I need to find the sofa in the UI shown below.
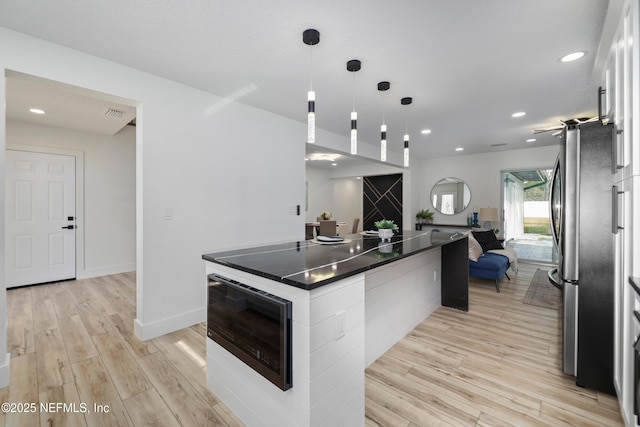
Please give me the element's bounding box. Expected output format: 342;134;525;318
467;230;514;293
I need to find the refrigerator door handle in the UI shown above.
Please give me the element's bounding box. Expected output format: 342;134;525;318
612;185;623;234
598;86;606;123
550;157;560;247
548;268;563;290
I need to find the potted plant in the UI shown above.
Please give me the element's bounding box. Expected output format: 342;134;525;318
416;209;435;224
374;219;399;241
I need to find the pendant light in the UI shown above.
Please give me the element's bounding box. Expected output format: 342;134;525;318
378;81;390;161
401;97;412;167
303;29;320;143
346;59;361;155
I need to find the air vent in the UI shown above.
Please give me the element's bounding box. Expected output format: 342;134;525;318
104;108;126;118
490;143;509;147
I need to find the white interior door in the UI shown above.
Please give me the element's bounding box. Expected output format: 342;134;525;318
5;150;76;288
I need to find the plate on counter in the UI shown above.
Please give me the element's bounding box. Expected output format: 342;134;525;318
360;230;379;236
311;238;352;245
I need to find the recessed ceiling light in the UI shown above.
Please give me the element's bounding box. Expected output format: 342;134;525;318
511;112;526;118
421;129;432;135
29;108;46;114
331;163;337;166
455;147;464;151
526;138;536;142
561;51;586;62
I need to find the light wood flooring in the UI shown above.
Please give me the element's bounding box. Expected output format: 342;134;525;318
0;264;624;426
0;273;242;427
365;263;623;426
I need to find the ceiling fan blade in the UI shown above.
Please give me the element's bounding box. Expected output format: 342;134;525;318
533;115;600;135
533;126;564;134
576;116;599;124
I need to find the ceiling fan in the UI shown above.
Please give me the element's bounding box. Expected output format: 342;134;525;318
533;116;599;137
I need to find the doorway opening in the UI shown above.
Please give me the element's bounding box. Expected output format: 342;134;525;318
502;168;557;264
4;70;137;286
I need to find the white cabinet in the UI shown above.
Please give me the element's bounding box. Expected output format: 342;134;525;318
607;1;640;425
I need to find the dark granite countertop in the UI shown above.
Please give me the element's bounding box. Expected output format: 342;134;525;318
202;230;467;290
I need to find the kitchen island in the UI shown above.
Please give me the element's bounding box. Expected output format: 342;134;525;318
202;230;468;427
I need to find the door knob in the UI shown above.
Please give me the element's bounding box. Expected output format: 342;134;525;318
61;225;75;230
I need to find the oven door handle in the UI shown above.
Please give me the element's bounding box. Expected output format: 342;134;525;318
548;268;563;290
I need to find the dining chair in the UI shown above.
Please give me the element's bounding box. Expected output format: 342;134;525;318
318;220;337;237
351;218;360;234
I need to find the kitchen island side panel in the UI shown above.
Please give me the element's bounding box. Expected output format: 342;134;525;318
205;262;365;427
364;247;442;367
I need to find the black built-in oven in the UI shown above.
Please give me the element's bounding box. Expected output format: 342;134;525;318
207;274;292;391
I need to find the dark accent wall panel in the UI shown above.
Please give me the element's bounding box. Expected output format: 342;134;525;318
363;174;403;231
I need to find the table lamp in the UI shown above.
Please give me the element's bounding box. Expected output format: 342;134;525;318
479;207;499;230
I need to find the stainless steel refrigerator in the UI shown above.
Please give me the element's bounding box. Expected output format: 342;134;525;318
548;121;615;395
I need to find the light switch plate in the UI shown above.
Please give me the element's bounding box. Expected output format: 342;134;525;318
164;207;173;220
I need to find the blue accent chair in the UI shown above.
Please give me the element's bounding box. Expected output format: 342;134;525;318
468;252;510;293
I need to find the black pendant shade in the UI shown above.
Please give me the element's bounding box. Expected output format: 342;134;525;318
303;29;320;45
346;60;361;72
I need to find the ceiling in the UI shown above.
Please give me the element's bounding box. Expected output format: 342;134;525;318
0;0;615;161
5;72;135;135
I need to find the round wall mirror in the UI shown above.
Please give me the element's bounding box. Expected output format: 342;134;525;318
430;177;471;215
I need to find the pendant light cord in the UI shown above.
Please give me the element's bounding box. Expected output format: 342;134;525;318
352;72;356;112
382;92;386;125
309;45;314;91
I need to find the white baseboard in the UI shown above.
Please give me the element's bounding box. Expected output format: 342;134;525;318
0;353;10;388
77;263;136;280
134;306;206;341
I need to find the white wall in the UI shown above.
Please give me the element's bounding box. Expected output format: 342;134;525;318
415;145;559;226
305;166;333;222
7;120;136;277
0;26;319;357
332;178;362;232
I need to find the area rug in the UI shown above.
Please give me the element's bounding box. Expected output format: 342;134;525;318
523;268;562;310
